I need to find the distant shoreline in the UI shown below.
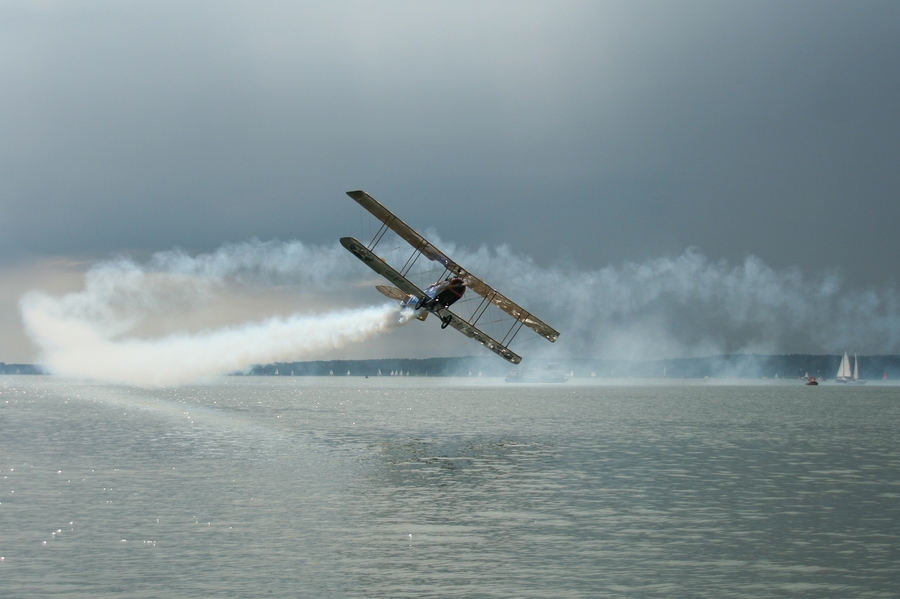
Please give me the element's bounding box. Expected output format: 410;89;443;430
0;363;46;375
5;354;898;379
235;354;899;379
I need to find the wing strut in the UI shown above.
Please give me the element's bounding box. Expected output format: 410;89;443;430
369;219;393;251
400;242;425;277
469;290;495;328
501;318;526;347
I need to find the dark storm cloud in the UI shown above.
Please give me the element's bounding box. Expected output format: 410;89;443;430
1;0;899;288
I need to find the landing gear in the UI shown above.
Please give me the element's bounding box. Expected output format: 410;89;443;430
440;315;452;329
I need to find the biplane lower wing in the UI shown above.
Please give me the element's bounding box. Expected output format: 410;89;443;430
435;307;522;364
339;237;425;299
339;236;522;364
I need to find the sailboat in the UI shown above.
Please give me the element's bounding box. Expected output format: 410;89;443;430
835;352;851;382
835;352;866;384
853;353;865;384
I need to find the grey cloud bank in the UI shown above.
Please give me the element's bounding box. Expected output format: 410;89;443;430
2;1;899;362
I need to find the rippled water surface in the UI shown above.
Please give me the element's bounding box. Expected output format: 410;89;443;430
1;376;898;597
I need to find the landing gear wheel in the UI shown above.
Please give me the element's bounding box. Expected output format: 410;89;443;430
440;315;452;329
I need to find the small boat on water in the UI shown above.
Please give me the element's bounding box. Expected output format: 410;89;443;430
806;377;818;386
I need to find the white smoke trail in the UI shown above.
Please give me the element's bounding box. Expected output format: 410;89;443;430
22;299;409;386
19;236;900;384
18;240;411;386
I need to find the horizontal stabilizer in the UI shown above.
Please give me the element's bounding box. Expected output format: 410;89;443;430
376;285;407;301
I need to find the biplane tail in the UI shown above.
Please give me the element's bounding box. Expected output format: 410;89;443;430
375;285;406;301
376;285;429;320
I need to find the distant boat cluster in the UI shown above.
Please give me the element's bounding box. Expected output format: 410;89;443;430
804;351;866;385
329;369;410;376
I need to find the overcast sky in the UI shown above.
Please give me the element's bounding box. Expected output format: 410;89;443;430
2;1;899;365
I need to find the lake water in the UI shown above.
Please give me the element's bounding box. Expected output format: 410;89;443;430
1;376;898;598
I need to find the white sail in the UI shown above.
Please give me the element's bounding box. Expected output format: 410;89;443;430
853;354;859;381
836;352;852;380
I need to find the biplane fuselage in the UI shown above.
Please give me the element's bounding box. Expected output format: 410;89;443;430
340;191;559;364
422;277;466;309
395;277;466;322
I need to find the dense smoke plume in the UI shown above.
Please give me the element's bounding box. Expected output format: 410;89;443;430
458;245;900;360
19;240;411;386
19;238;900;385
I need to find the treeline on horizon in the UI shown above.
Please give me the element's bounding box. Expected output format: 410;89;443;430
0;363;45;375
239;354;900;380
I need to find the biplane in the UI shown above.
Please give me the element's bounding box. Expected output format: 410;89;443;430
339;190;559;364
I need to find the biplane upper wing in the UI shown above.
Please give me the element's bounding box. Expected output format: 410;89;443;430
346;190;560;343
340;236;523;364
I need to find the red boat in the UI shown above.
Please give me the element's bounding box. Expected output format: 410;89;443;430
806;377;818;386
